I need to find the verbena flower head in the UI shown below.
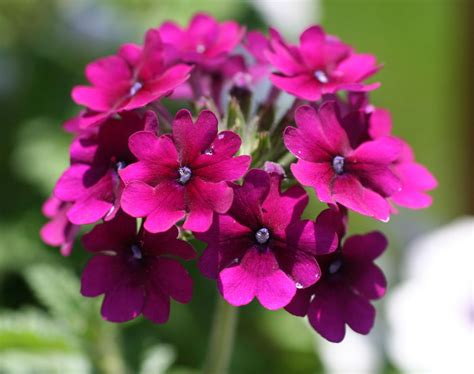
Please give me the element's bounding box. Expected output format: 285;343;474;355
72;29;192;128
40;13;438;348
54;111;157;225
158;13;245;69
284;102;402;222
40;195;80;256
266;26;380;101
121;109;251;233
81;211;195;323
286;226;387;343
196;168;339;310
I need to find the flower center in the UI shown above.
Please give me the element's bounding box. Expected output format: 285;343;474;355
255;227;270;245
332;156;345;175
129;81;143;96
130;244;143;260
114;161;127;172
328;258;343;274
196;43;206;53
314;70;329;84
178;166;192;185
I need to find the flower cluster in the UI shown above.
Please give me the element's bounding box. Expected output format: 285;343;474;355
41;13;436;342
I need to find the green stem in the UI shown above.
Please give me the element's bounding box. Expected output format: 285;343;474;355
203;296;239;374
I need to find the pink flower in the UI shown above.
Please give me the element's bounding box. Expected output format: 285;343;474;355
54;111;157;225
195;168;339;310
40;195;80;256
284;102;402;222
120;109;251;233
286;229;388;343
266;26;380;101
338;94;437;210
80;212;195;323
72;29;192;128
366;107;438;210
158;13;245;69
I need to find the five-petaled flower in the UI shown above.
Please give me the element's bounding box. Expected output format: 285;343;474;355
80;211;195;323
284;102;402;222
54;111;158;225
196;168;339;310
72;29;192;128
286;227;387;343
266;26;380;101
158;12;245;69
121;109;251;233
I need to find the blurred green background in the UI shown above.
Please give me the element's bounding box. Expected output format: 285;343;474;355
0;0;471;373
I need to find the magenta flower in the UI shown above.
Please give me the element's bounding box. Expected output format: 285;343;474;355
266;26;380;101
390;141;437;209
120;109;251;233
40;196;80;256
80;212;195;323
195;168;339;310
158;13;245;69
54;111;157;225
72;29;192;128
284;102;402;222
365;107;438;209
285;230;387;343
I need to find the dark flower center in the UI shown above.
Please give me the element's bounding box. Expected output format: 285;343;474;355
129;81;143;96
328;258;343;274
178;166;192;185
130;244;143;260
314;70;329;84
114;161;127;172
332;156;345;175
255;227;270;245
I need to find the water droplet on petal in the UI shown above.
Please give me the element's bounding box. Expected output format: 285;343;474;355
295;282;303;289
204;147;214;155
218;133;225;140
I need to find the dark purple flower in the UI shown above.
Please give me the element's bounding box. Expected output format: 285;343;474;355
286;230;387;343
158;13;245;69
195;168;338;310
54;111;158;225
81;211;195;323
120;109;251;233
72;29;192;128
266;26;380;101
284;102;402;222
40;195;80;256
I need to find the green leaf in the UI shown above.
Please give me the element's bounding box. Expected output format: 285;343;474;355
0;351;90;374
22;264;94;333
0;309;76;352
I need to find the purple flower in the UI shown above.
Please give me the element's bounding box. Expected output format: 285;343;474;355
284;102;402;222
195;168;339;310
54;111;157;225
120;109;251;233
286;228;388;343
266;26;380;101
158;13;245;69
40;195;80;256
80;211;195;323
72;29;192;128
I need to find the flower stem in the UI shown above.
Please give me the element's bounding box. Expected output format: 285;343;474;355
203;296;239;374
